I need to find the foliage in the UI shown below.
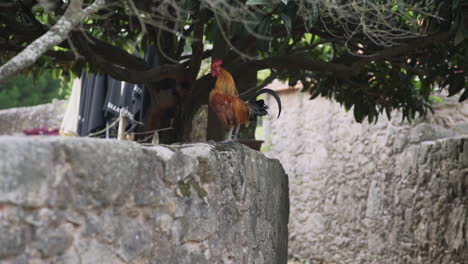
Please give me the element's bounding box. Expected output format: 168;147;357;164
242;0;468;122
1;0;468;140
0;70;69;110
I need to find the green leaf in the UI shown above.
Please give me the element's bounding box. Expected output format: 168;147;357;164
280;0;288;4
288;77;298;87
246;0;272;6
280;12;292;36
430;95;445;104
441;75;451;89
353;103;365;123
459;89;468;102
284;0;298;24
212;21;228;58
448;74;465;96
256;17;271;52
309;79;326;99
71;61;84;77
385;106;392;120
454;20;466;46
309;92;320;100
463;43;468;73
450;11;461;34
303;1;319;30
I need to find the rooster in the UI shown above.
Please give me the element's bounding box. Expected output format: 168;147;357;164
209;59;282;141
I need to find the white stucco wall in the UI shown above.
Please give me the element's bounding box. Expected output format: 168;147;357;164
264;89;468;263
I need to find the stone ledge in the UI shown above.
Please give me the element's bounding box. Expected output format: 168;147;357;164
0;136;289;263
0;100;66;135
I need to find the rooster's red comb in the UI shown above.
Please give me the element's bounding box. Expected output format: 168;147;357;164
212;59;223;67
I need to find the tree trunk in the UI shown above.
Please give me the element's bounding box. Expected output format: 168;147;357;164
207;107;225;141
140;80;179;144
140;46;258;144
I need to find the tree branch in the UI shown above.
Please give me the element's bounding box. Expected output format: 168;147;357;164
70;32;187;84
188;15;205;81
85;36;150;70
0;43;74;62
0;2;18;10
351;32;452;72
229;32;453;79
233;55;352;75
180;49;212;62
0;0;105;84
239;70;279;99
0;12;43;37
175;24;193;58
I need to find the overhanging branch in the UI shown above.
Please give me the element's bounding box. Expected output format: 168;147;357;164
229;32;453;78
0;43;75;62
0;0;106;84
351;32;452;72
70;32;187;84
188;14;205;81
85;37;150;71
233;55;352;75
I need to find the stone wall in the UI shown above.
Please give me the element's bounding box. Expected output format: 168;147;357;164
0;100;66;135
264;91;468;263
0;137;289;263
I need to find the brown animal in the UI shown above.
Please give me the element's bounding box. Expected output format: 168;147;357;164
209;60;281;141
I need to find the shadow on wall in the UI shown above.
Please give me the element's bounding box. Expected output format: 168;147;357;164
264;83;468;264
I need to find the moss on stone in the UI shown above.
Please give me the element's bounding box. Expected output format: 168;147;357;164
178;180;192;197
190;180;208;198
178;179;208;198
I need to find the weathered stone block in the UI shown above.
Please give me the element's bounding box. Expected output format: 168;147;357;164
0;100;66;135
0;223;27;258
265;92;468;263
0;136;289;263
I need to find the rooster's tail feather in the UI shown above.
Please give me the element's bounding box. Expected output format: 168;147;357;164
248;88;282;120
249;100;269;120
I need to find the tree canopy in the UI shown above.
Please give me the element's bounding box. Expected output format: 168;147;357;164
0;0;466;142
0;70;67;109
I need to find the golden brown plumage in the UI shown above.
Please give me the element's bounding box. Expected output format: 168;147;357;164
209;67;252;128
209;60;282;141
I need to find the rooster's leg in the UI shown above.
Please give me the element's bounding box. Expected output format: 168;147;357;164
223;127;234;142
232;125;240;141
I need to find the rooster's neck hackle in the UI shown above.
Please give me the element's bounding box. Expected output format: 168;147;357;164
214;67;238;95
